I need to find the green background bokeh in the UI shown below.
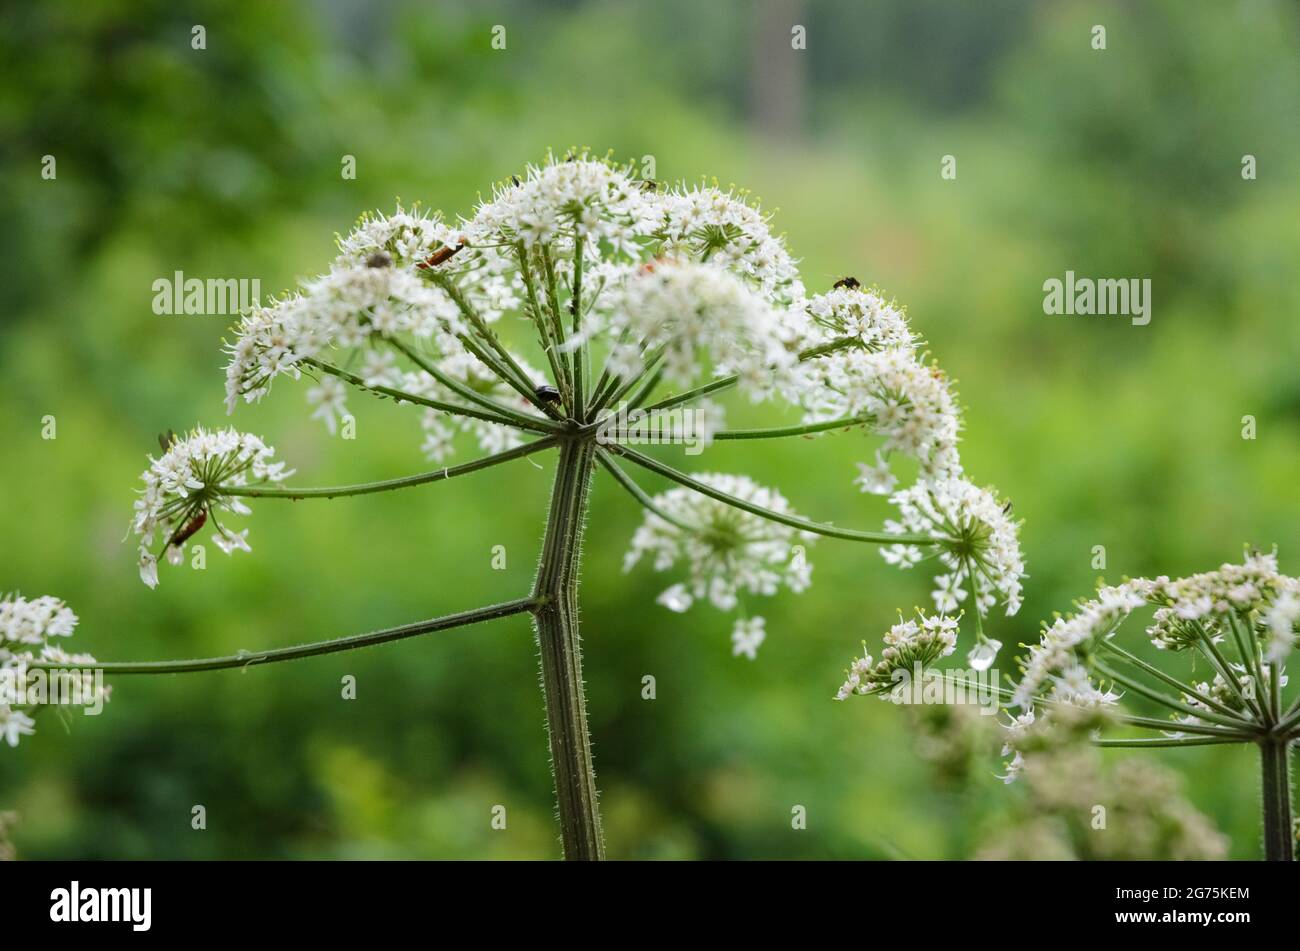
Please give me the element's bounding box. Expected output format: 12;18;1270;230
1;0;1297;858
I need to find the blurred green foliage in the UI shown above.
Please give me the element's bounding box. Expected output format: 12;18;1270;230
1;0;1297;859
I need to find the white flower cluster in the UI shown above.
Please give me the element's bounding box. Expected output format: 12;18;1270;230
595;261;799;403
834;611;959;700
1011;551;1299;732
1140;550;1294;656
1011;582;1144;709
654;184;805;308
336;203;462;268
211;153;1024;668
791;283;962;479
806;286;915;353
131;427;292;588
0;594;107;748
468;153;655;257
881;478;1026;625
224;257;461;415
802;347;963;482
623;474;813;655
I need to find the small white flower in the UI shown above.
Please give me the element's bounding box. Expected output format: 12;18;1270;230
0;593;107;748
0;708;35;748
306;374;349;435
835;610;959;700
731;617;767;660
854;451;897;496
657;584;693;613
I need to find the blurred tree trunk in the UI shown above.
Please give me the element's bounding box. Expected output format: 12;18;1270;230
750;0;808;141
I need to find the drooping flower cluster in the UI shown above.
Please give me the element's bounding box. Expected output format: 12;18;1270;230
623;474;813;655
0;594;108;748
834;611;959;700
131;427;292;588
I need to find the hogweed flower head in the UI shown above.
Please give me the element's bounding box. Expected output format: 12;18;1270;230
1000;546;1299;859
117;151;1033;858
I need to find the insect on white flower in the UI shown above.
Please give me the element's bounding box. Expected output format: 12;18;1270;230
130;427;292;588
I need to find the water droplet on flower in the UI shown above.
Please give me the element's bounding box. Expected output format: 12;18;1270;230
967;639;1001;672
656;585;692;613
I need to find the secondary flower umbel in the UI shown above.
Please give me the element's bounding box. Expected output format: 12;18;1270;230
624;474;813;654
131;427;292;588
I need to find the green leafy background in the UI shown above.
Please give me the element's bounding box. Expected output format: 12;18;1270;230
1;0;1297;858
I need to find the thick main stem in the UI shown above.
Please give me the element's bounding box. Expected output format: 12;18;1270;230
1260;736;1294;861
532;437;604;860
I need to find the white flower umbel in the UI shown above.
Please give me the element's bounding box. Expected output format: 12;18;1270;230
1012;583;1145;709
468;152;656;258
131;427;292;588
624;474;813;646
224;260;462;415
0;593;108;748
108;151;1032;860
1001;551;1299;860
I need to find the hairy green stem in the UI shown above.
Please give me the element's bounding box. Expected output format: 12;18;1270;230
303;357;560;434
609;443;936;546
1094;736;1243;749
1260;736;1294;861
27;598;538;674
220;437;559;500
385;336;548;431
713;415;870;440
532;438;604;859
